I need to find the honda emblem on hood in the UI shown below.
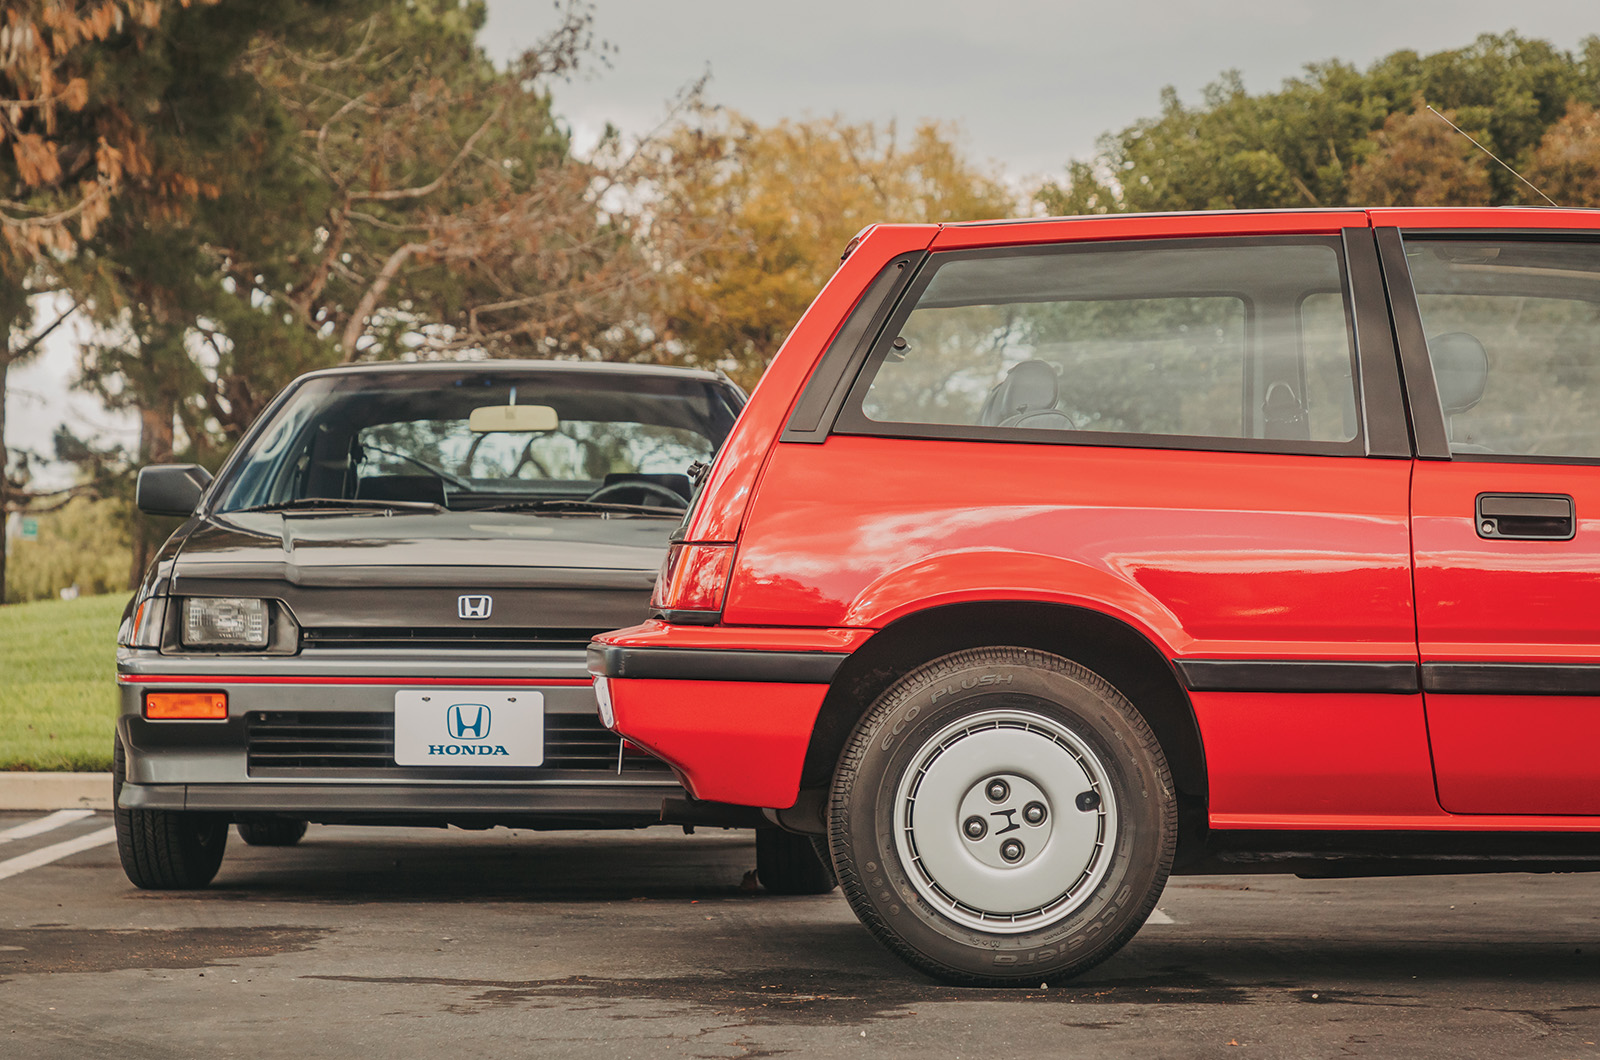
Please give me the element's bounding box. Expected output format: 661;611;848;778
457;594;493;620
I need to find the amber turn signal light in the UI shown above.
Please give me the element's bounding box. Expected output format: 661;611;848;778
144;691;228;720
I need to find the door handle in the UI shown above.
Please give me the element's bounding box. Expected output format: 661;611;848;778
1476;493;1575;540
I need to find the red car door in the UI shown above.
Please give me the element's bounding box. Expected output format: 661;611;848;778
1381;225;1600;814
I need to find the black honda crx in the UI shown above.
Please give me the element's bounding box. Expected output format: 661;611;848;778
115;360;835;894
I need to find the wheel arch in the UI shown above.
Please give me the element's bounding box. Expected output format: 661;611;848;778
799;599;1209;857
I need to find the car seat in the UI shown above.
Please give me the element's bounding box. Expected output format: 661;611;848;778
978;360;1076;430
1430;331;1490;453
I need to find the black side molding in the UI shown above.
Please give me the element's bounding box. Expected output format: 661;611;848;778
1422;663;1600;696
1178;660;1420;694
588;645;847;684
1178;659;1600;696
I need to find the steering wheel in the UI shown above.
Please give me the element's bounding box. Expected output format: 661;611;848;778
583;481;688;508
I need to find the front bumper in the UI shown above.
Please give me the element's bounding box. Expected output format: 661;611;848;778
587;622;871;809
117;646;681;827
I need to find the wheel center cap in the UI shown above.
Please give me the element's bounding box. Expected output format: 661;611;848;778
957;773;1053;869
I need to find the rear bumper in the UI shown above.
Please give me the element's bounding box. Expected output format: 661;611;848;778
588;622;870;809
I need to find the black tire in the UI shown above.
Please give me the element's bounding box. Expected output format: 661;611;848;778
828;647;1175;986
756;826;838;895
236;818;309;847
112;737;229;890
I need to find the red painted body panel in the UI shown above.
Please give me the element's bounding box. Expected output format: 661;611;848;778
597;620;872;655
1412;460;1600;813
1211;812;1600;831
1412;462;1600;661
604;677;827;806
724;437;1416;662
120;674;593;686
1368;207;1600;232
1427;694;1600;815
599;207;1600;835
1192;692;1439;819
932;210;1368;250
682;225;939;544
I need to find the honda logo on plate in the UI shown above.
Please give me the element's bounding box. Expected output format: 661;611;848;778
447;703;491;741
457;594;492;620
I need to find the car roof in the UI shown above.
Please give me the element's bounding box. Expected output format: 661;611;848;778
939;206;1600;229
298;359;727;384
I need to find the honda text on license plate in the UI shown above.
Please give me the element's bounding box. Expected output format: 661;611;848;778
392;690;544;766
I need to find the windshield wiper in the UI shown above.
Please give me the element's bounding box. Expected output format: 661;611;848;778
229;498;446;514
471;499;683;515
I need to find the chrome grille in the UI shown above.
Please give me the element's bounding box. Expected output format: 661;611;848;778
245;710;671;778
299;628;605;652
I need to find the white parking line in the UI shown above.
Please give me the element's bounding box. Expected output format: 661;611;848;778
1147;908;1175;924
0;809;95;845
0;827;116;881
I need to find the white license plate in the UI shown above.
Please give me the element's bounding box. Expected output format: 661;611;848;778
393;690;544;766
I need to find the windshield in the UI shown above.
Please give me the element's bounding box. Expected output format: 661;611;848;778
213;368;742;514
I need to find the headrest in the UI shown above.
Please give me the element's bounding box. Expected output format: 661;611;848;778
1431;332;1489;415
980;360;1059;426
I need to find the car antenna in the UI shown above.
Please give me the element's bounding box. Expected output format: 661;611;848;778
1425;104;1560;207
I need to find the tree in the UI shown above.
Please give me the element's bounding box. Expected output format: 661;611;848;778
60;1;710;581
1038;32;1600;216
5;494;130;603
653;114;1017;386
1527;102;1600;207
0;0;222;604
1346;100;1492;206
80;1;684;463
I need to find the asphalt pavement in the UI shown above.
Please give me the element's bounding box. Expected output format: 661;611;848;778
3;810;1600;1059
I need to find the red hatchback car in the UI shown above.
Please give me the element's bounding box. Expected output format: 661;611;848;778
590;207;1600;985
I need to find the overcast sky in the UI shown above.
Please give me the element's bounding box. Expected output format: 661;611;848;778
483;0;1600;179
10;0;1600;483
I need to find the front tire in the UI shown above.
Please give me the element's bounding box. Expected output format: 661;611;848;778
756;827;838;895
112;738;229;890
829;647;1175;986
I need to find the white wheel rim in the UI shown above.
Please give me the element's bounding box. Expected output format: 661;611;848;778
892;708;1118;934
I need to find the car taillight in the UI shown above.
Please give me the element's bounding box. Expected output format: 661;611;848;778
651;543;736;614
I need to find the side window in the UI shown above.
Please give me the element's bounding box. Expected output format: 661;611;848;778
1404;237;1600;459
840;237;1362;452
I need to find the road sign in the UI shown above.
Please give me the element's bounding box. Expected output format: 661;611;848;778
19;517;38;541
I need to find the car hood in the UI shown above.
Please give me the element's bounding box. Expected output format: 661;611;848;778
174;510;674;579
166;510;676;635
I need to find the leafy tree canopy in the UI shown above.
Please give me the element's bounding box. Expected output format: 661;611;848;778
1039;31;1600;214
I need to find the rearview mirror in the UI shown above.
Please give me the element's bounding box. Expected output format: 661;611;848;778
136;464;214;517
468;404;559;433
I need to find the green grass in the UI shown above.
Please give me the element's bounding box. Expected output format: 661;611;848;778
0;593;127;771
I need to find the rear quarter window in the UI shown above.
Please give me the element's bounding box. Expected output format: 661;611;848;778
838;236;1363;454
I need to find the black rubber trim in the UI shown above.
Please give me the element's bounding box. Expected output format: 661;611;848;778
1177;659;1420;694
651;608;722;626
1342;228;1412;458
781;254;926;444
1373;227;1452;459
588;645;847;683
1422;663;1600;696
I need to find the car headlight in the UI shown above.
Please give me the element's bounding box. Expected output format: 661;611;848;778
182;597;269;649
